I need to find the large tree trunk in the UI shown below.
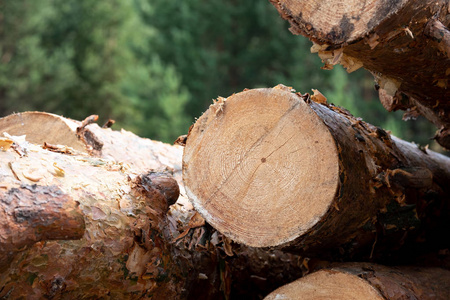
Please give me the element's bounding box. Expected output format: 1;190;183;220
265;262;450;300
269;0;450;149
182;85;450;261
0;112;304;299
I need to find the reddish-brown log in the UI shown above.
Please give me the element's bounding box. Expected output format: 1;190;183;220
0;112;304;299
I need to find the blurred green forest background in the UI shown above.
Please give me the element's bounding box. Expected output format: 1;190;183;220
0;0;439;149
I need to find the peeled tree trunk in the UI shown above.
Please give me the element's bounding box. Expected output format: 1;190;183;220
0;112;304;299
269;0;450;149
265;263;450;300
182;86;450;261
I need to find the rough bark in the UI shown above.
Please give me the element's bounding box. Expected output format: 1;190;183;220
0;185;85;271
0;112;304;299
182;86;450;261
265;262;450;300
269;0;450;149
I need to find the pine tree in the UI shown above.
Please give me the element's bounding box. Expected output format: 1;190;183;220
0;0;190;143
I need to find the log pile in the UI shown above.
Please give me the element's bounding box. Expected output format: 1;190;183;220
1;1;450;298
0;112;305;299
182;85;450;298
1;103;449;298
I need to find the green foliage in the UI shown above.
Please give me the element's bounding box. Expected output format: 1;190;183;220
324;66;361;117
0;0;190;142
0;0;438;147
122;57;189;142
137;0;330;115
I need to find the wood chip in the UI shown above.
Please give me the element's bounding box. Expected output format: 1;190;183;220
311;89;327;104
0;137;13;151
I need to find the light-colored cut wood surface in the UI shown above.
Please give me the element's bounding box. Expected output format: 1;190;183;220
273;0;408;43
0;111;86;151
265;270;384;300
183;87;339;247
265;263;450;300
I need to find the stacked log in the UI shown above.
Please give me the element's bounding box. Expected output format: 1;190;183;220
265;263;450;300
182;85;450;298
269;0;450;149
182;85;450;261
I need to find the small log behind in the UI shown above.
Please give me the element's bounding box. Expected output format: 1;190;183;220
265;262;450;300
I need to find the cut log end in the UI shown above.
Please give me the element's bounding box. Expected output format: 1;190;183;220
183;87;339;247
271;0;408;44
265;263;450;300
264;270;384;300
0;112;86;152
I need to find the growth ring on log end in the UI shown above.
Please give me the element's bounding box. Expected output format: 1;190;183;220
265;270;384;300
271;0;408;44
182;87;339;247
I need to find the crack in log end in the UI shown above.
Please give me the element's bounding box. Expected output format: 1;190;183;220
328;15;355;44
183;88;340;248
201;100;300;208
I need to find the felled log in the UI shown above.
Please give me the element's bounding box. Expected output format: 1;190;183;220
269;0;450;149
265;263;450;300
0;112;304;299
0;111;183;175
182;85;450;261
